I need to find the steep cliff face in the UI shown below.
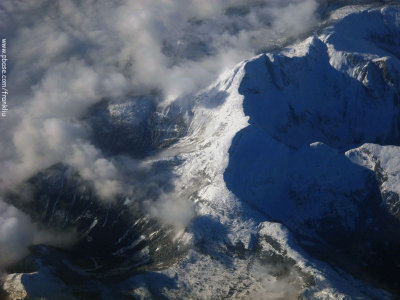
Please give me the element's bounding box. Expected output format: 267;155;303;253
4;4;400;300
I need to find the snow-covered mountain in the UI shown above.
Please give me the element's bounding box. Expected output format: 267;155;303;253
3;3;400;299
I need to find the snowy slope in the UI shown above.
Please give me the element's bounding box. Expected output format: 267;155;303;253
116;5;400;299
347;143;400;219
153;4;400;299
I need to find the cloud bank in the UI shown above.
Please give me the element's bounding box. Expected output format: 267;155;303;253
0;199;77;269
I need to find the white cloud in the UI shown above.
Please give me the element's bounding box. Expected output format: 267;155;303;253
0;199;77;268
0;201;34;267
147;193;195;229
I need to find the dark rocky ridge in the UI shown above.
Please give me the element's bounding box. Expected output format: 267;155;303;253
85;96;189;159
5;163;189;296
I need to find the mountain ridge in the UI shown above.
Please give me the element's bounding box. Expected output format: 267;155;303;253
3;3;400;299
